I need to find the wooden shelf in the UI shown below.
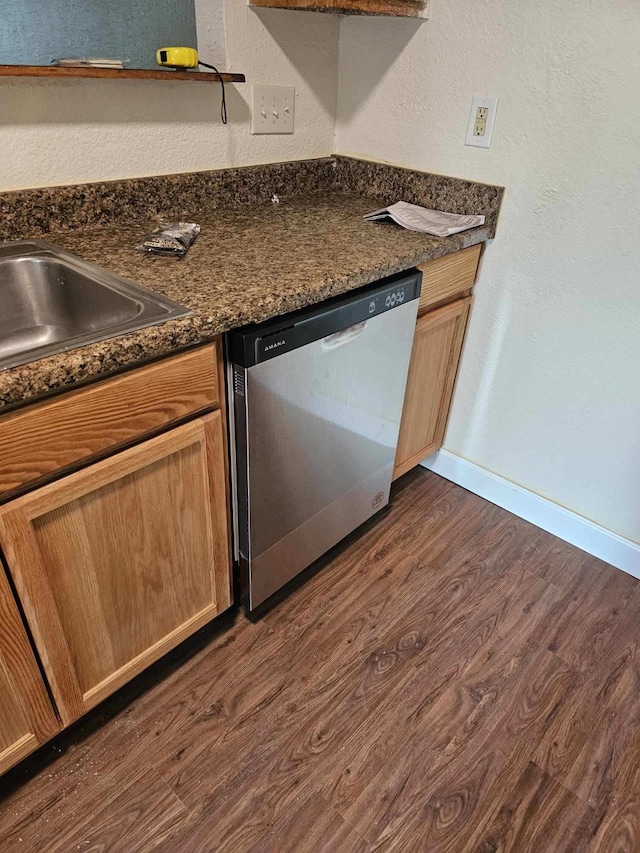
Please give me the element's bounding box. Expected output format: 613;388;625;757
249;0;425;16
0;65;245;84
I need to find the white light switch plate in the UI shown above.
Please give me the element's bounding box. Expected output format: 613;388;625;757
251;85;295;135
465;95;499;148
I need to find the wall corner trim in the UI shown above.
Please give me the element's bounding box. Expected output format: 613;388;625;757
421;450;640;580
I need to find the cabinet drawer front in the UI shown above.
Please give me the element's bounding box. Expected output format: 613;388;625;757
0;343;218;500
417;245;481;315
0;412;231;724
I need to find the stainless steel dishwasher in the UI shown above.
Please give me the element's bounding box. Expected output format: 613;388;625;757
228;270;421;611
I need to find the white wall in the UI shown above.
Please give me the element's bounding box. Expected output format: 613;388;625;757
0;1;339;190
335;0;640;543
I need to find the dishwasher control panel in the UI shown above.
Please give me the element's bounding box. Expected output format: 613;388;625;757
367;281;414;316
229;269;422;368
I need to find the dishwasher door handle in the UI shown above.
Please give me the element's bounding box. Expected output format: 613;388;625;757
321;321;367;352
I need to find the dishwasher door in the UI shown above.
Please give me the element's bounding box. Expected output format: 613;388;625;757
230;273;420;610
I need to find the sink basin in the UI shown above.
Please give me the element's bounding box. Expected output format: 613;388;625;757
0;240;191;371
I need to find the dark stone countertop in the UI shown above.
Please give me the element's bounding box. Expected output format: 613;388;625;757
0;188;492;411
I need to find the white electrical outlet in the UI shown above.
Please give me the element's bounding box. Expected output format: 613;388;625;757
465;95;499;149
251;85;295;135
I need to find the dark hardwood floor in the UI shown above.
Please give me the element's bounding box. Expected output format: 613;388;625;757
1;469;639;852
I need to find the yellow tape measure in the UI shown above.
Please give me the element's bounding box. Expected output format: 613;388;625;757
156;47;199;69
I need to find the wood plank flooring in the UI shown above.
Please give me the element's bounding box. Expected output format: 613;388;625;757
1;469;639;852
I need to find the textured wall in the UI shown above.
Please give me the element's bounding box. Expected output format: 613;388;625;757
0;1;339;189
0;0;197;69
335;0;640;542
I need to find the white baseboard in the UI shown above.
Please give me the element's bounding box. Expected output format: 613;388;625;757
421;450;640;580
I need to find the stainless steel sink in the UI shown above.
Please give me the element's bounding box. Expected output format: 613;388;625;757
0;240;191;371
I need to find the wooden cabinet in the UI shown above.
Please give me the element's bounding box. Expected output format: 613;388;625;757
0;561;59;775
0;342;232;773
394;298;471;479
394;244;482;481
249;0;427;18
0;412;231;726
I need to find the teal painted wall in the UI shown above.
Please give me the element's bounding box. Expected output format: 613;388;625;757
0;0;197;69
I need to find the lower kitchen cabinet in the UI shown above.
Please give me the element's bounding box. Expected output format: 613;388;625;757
394;296;471;480
0;411;231;727
0;561;60;775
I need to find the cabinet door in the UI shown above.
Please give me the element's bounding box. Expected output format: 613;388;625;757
394;297;471;480
0;562;59;774
0;412;231;725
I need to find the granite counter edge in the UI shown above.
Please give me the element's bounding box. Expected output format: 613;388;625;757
0;227;489;412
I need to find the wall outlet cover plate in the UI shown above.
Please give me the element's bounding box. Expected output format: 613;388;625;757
465;95;499;149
